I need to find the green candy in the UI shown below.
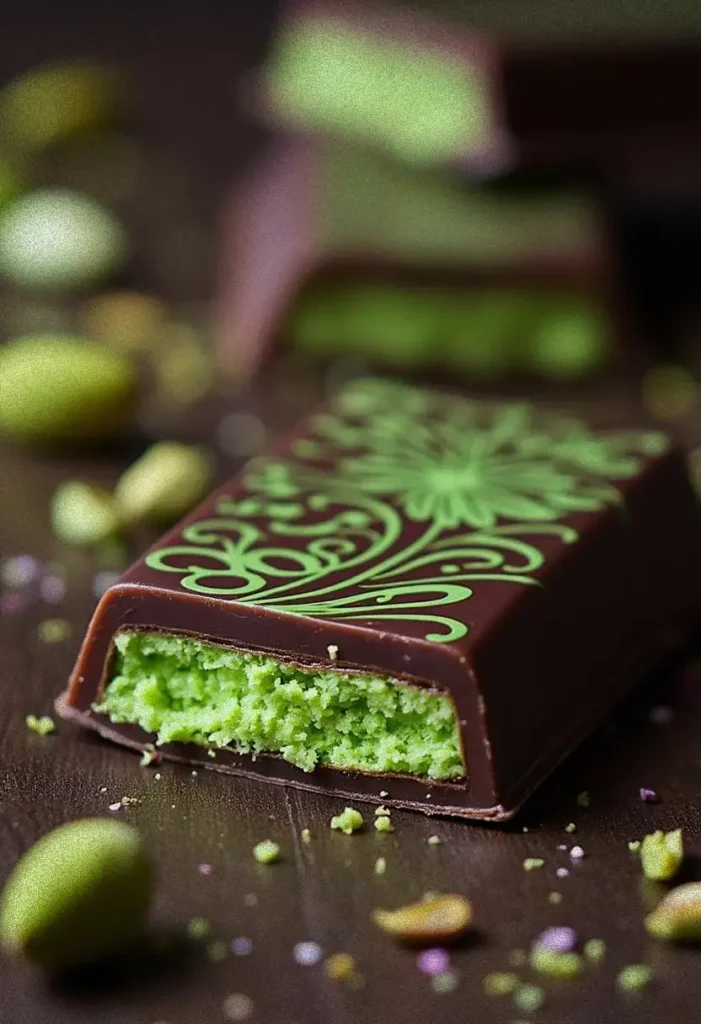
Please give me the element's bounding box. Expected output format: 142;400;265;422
0;189;127;290
0;335;136;443
0;819;153;970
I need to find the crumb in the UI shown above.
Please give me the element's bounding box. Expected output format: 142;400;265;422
379;790;389;798
253;840;280;864
222;993;254;1022
570;846;585;860
25;714;55;736
140;746;158;767
37;618;71;644
628;839;641;853
431;970;459;995
187;917;210;940
584;938;606;963
640;787;659;803
324;952;357;982
231;937;253;956
374;856;387;875
198;863;213;876
523;857;545;871
301;828;312;844
330;807;363;834
577;791;590;808
483;972;519;996
565;822;576;834
513;984;545;1013
556;867;570;878
617;964;653;992
327;644;339;661
427;835;441;846
417;948;451;976
294;941;322;966
548;892;563;905
207;940;228;962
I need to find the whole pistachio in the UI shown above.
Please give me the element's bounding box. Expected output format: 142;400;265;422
645;882;701;941
373;894;472;944
640;829;683;882
0;819;153;970
114;441;212;525
0;335;135;444
51;480;120;547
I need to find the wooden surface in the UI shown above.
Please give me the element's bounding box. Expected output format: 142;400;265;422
3;397;701;1024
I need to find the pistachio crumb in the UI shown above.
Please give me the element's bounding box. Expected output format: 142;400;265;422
565;822;576;834
617;964;653;992
628;840;642;853
330;807;364;835
645;881;701;941
327;644;339;661
483;972;519;996
523;857;545;871
374;856;387;876
301;828;312;844
374;806;390;816
374;815;393;833
513;984;546;1013
427;835;441;846
548;892;563;905
187;917;210;940
640;828;683;881
253;840;280;864
324;952;356;982
577;791;590;808
379;790;389;798
530;947;583;978
25;714;55;736
207;939;229;963
37;618;71;644
431;970;459;994
584;938;606;963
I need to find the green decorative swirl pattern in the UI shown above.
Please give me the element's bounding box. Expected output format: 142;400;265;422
145;379;668;643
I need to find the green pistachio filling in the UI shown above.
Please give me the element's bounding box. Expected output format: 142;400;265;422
97;631;465;780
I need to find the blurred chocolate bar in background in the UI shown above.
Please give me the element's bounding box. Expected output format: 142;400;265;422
217;137;626;383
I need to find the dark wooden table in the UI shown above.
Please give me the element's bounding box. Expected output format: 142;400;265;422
3;390;701;1024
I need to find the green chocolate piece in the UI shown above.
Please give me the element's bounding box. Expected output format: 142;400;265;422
114;442;212;526
0;819;152;970
0;335;135;444
266;22;487;165
97;631;464;780
645;882;701;941
51;480;120;547
0;189;127;291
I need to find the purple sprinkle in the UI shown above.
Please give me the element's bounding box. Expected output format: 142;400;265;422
198;863;213;876
293;941;323;966
1;592;27;615
640;787;659;803
556;867;570;878
417;948;451;976
231;937;253;957
2;555;41;588
536;926;577;954
40;574;66;603
649;706;674;725
92;570;120;600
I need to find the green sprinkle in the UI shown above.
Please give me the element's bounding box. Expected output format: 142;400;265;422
25;715;55;736
548;892;563;905
628;840;642;854
565;822;577;834
427;835;441;846
37;619;71;644
523;858;545;871
640;829;683;881
584;938;606;963
187;917;210;940
431;970;459;995
530;947;583;978
513;983;545;1013
374;815;393;833
330;807;364;835
617;964;653;992
301;828;312;845
374;857;387;876
577;791;590;807
253;840;280;864
483;972;519;996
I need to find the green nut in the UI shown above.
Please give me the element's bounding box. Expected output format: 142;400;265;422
0;818;152;970
114;441;212;525
51;481;120;547
0;335;136;444
645;882;701;941
0;61;120;151
640;828;683;882
0;189;127;291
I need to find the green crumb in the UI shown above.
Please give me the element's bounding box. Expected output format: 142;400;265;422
508;949;528;967
584;938;606;963
253;840;280;865
331;808;364;835
645;881;701;941
523;858;545;871
187;917;210;940
324;952;357;982
374;857;387;876
25;715;55;736
37;619;71;644
628;840;642;854
548;892;563;905
139;747;157;767
374;816;393;833
513;984;546;1013
577;791;590;807
431;970;459;995
301;828;312;845
427;835;442;846
97;631;464;781
374;806;390;816
207;939;229;963
617;964;653;992
379;790;389;798
640;829;683;881
530;947;583;978
483;972;519;996
565;822;577;834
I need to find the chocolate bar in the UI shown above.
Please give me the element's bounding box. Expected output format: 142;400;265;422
217;137;617;379
59;379;701;820
258;0;701;173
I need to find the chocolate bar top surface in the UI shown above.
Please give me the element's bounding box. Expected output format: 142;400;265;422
124;378;668;662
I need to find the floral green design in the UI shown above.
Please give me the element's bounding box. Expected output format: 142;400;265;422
145;379;668;643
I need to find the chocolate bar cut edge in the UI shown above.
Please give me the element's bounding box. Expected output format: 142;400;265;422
59;382;701;819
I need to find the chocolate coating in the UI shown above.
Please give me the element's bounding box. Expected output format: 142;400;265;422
60;379;701;818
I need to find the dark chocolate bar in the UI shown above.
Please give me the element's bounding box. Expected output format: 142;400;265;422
217;137;618;379
258;0;701;174
60;379;701;819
